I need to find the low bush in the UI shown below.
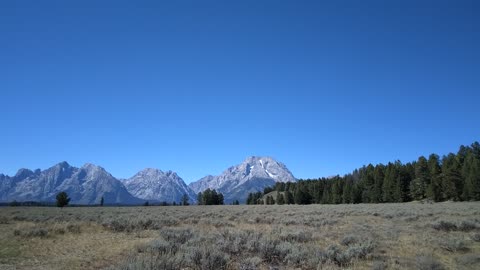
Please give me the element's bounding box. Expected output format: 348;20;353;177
456;254;480;266
471;233;480;242
458;220;477;231
340;235;359;246
415;256;444;270
437;238;468;252
238;256;262;270
431;220;457;231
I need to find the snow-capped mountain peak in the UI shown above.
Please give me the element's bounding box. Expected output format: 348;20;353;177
188;156;296;203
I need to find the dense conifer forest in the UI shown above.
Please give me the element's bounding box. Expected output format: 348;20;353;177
247;142;480;204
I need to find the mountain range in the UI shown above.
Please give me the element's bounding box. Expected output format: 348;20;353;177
0;156;296;204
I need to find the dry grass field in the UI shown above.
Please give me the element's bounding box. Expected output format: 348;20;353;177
0;202;479;270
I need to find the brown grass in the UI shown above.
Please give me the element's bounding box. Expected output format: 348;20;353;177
0;202;479;270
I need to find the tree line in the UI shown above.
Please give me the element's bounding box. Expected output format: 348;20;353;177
197;188;224;205
247;142;480;204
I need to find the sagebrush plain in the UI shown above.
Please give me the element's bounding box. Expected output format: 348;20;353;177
1;202;479;270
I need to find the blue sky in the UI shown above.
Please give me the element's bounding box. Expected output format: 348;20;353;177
0;1;479;183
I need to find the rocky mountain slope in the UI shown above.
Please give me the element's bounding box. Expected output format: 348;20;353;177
0;162;142;204
124;168;196;203
189;156;296;203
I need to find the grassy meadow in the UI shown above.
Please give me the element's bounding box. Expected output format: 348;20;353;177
0;202;479;270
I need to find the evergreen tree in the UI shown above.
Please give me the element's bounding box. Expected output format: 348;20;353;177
285;190;294;204
383;163;397;202
463;153;480;200
427;154;442;201
197;192;203;205
217;193;224;205
342;177;353;204
360;164;375;203
294;182;311;204
56;192;70;208
181;193;190;206
372;165;385;203
321;184;331;204
441;154;462;200
331;178;343;204
276;192;285;205
411;156;429;200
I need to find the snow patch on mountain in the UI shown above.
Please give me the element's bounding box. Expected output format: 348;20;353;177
189;156;296;203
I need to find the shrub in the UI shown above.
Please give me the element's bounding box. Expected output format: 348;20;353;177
279;230;312;243
415;256;444;270
471;233;480;242
259;238;283;263
344;240;375;260
372;260;387;270
185;247;229;270
284;244;309;266
341;235;359;246
160;228;193;245
148;239;178;255
456;254;480;266
112;252;185;270
67;223;81;234
201;249;229;270
458;220;477;232
0;216;9;224
437;238;468;252
238;256;262;270
186;247;203;267
431;220;457;231
27;228;49;238
324;244;349;265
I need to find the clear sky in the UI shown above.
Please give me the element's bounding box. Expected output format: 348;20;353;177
0;0;479;183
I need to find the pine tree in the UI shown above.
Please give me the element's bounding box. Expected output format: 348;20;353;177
441;154;462;200
411;156;429;200
383;163;397;202
246;193;253;205
360;164;375;203
372;165;385;203
463;153;480;200
197;192;203;205
427;154;442;201
342;177;353;204
276;192;285;205
181;193;189;206
56;192;70;208
217;193;224;205
331;178;343;204
285;190;294;204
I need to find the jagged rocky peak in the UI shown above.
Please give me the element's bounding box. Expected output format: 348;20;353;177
125;168;196;203
237;156;295;181
189;156;296;203
80;163;111;177
0;161;142;205
14;168;34;179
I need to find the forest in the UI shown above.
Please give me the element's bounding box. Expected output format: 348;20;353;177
247;142;480;205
